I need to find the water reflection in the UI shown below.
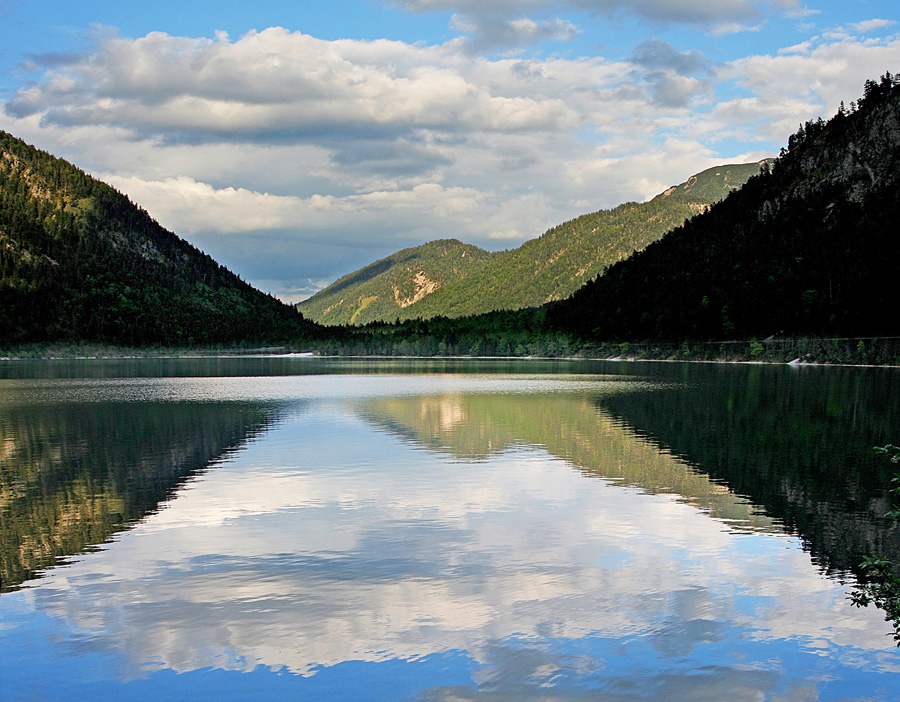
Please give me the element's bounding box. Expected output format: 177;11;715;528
1;367;898;700
0;393;281;590
357;393;780;533
597;363;900;573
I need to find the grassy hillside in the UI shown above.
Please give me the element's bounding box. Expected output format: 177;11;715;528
298;238;495;326
548;74;900;342
0;131;317;345
404;161;768;320
300;161;766;326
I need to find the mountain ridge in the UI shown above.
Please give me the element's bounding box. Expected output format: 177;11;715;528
303;238;496;325
0;130;317;345
547;73;900;341
300;160;769;326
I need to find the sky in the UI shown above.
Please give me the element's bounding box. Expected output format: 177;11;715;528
1;1;898;302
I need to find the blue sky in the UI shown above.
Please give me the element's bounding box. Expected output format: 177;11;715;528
1;1;898;301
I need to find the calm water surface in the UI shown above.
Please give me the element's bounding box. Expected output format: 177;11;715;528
1;358;899;700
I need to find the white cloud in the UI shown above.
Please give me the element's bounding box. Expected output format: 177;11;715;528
777;40;813;55
6;28;579;144
721;34;900;122
851;19;896;34
103;173;494;234
104;175;317;234
450;14;579;54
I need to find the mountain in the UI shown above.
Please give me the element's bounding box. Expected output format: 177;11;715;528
403;162;769;321
298;238;495;326
0;131;317;346
547;73;900;342
299;161;768;326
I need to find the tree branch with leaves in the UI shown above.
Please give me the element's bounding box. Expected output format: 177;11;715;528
850;444;900;645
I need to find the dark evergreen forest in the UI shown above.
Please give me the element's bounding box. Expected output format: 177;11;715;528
546;73;900;342
0;131;318;345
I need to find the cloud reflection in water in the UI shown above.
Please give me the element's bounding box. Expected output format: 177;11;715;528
3;373;898;700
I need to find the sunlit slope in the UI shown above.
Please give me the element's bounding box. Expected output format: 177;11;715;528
404;162;769;320
300;161;767;326
298;239;495;326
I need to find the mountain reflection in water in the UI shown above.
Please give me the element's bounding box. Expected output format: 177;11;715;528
0;393;281;590
1;363;898;701
358;392;781;534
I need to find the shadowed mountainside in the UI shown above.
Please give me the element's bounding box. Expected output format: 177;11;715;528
548;74;900;341
0;131;319;346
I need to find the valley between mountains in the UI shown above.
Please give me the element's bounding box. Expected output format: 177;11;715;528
2;74;899;360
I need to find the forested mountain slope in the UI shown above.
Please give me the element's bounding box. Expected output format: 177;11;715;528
404;162;767;321
548;74;900;341
0;131;317;345
301;161;766;326
298;238;495;326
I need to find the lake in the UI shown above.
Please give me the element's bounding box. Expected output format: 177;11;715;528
1;357;899;700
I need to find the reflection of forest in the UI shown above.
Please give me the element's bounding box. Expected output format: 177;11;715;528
0;401;279;591
359;363;900;575
358;393;781;534
597;364;900;574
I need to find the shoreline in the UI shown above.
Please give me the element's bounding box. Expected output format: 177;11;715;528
2;347;899;369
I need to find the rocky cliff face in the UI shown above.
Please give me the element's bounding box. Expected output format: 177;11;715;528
775;79;900;205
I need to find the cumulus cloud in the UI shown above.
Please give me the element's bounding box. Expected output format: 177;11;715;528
717;32;900;135
5;28;578;146
103;173;493;234
630;39;712;107
851;19;896;34
631;38;709;74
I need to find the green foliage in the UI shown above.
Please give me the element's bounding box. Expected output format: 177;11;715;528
308;306;577;358
749;338;764;357
850;556;900;644
875;444;900;464
850;444;900;645
298;239;495;326
301;162;768;326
